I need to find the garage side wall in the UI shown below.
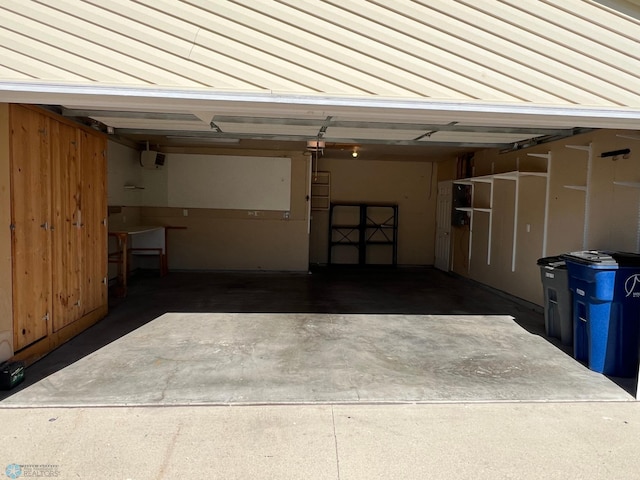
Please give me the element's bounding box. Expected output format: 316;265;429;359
443;129;640;306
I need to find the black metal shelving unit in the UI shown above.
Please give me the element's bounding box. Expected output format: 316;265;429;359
328;202;398;266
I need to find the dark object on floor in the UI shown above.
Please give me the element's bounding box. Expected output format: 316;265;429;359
0;361;25;390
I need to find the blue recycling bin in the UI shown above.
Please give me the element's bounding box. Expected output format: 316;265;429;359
563;251;640;377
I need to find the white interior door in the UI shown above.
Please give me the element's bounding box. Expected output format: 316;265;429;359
435;181;453;271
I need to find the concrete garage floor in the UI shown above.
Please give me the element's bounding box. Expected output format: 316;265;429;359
2;268;640;479
0;267;635;405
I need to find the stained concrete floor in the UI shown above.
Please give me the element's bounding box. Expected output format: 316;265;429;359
0;268;635;405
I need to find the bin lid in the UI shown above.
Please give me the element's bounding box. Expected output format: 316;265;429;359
562;250;640;267
536;256;566;268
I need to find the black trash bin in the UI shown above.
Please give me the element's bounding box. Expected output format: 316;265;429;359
537;256;573;346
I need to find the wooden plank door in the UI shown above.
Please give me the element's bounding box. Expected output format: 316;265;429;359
435;181;453;272
79;130;107;316
10;105;52;350
51;122;82;331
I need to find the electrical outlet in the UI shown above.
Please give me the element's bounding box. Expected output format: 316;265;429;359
183;209;188;217
283;211;290;219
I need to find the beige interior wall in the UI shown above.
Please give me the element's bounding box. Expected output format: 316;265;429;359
107;140;144;206
588;130;640;252
107;143;310;272
546;143;589;255
0;104;13;360
441;129;640;306
310;157;438;265
436;157;457;182
139;207;309;271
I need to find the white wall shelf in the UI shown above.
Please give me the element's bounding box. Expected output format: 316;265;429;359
614;181;640;188
456;170;547;183
566;145;592;152
470;175;494;183
453;165;551;272
563;185;587;191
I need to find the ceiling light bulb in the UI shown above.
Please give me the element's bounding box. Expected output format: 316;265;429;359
352;150;359;158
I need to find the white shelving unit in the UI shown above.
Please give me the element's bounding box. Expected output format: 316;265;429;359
563;144;593;249
454;165;550;273
453;176;493;269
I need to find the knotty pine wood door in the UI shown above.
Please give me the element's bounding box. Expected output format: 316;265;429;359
51;121;82;332
10;105;108;352
79;130;107;316
10;106;52;350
